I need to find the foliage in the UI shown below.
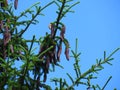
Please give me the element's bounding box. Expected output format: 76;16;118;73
0;0;119;90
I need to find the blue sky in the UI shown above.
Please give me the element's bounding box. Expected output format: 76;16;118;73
13;0;120;89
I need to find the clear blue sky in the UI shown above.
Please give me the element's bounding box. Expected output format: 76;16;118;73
14;0;120;89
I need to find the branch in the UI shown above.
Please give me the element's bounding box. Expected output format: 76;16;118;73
101;76;112;90
19;1;54;37
53;0;66;39
67;48;120;89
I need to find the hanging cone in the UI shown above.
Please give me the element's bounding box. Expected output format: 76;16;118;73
14;0;18;10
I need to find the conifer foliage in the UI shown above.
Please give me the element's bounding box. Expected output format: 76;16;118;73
0;0;119;90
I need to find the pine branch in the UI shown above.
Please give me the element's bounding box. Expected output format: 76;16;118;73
19;1;54;37
101;76;112;90
53;0;66;39
66;45;120;89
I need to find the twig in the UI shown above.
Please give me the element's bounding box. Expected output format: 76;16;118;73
53;0;66;39
19;1;54;37
102;76;112;90
67;48;120;89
